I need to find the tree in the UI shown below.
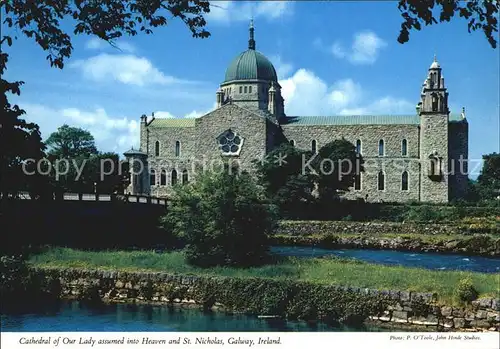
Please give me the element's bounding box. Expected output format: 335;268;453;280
83;152;128;194
254;143;316;216
45;125;98;159
0;54;46;199
163;166;277;268
476;152;500;200
0;0;211;199
1;0;210;69
397;0;499;48
313;139;363;201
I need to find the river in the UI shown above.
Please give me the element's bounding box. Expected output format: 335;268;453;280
270;246;500;273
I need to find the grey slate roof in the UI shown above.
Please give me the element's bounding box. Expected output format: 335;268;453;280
148;118;196;128
283;114;465;126
147;113;466;128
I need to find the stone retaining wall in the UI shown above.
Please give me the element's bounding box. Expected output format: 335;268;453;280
275;221;500;256
34;268;499;332
277;221;499;236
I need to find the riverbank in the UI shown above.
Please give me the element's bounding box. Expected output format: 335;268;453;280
27;266;500;332
29;248;499;303
274;221;500;256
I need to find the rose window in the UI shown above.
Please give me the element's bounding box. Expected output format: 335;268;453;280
216;129;244;156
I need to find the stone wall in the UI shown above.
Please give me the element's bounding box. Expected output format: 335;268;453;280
370;297;499;331
275;221;500;256
419;114;449;203
281;124;421;203
143;104;270;197
276;220;499;236
34;268;499;331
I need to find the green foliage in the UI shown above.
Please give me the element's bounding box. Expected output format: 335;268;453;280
44;126;128;194
30;248;499;303
1;1;210;69
476;153;500;201
454;278;479;303
163;166;277;268
0;53;46;199
0;0;210;198
397;0;499;48
46;125;98;159
0;255;32;300
313;139;363;201
254;142;316;215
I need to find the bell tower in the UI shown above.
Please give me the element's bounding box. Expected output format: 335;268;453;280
418;56;449;203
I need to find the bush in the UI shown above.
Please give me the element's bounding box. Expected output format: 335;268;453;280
454;278;479;303
0;255;32;300
163;165;278;268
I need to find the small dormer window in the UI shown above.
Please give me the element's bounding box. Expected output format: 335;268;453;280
239;86;242;93
244;86;248;93
216;129;244;156
249;86;252;93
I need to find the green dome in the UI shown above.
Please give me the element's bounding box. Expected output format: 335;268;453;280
224;49;278;83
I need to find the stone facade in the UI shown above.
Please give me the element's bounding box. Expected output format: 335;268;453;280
124;25;469;204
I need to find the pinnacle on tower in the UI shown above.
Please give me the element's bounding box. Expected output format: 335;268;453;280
248;19;255;50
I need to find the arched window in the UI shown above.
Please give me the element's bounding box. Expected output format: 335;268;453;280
401;139;408;156
378;171;385;191
356;139;362;154
155;141;160;156
171;169;178;186
432;94;438;111
249;86;252;93
378;139;384;156
244;86;248;93
175;141;181;157
160;170;167;186
402;171;409;191
239;86;242;93
312;140;317;153
290;139;295;146
150;169;156;186
182;170;189;184
354;173;361;191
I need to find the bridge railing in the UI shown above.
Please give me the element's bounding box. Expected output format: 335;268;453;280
7;192;167;206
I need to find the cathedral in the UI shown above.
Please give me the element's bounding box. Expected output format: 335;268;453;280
125;22;469;204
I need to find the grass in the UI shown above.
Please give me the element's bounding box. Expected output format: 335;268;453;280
29;247;499;304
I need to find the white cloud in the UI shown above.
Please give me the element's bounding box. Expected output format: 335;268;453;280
349;31;387;64
317;31;387;65
206;1;293;24
21;103;140;153
154;102;217;120
70;53;189;86
153;111;175;119
85;37;136;53
281;69;413;116
269;55;294;79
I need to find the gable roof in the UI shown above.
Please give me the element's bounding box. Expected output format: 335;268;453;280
146;103;277;128
147;118;196;128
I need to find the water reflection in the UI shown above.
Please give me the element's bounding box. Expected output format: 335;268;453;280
1;301;383;332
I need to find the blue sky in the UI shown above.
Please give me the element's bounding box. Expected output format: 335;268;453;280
3;1;499;177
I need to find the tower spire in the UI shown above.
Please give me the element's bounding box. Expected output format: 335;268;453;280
248;18;255;50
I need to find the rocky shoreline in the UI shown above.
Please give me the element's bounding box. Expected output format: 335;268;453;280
274;221;500;256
